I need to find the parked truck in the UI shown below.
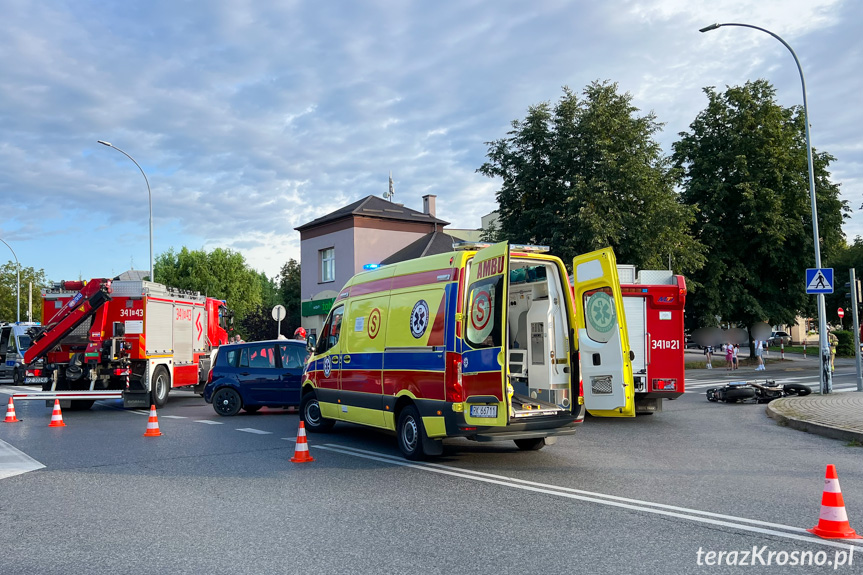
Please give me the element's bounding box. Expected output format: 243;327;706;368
22;278;231;410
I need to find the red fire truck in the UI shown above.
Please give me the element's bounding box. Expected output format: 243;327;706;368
22;278;231;410
617;268;686;415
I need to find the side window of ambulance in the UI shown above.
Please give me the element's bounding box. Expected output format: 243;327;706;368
582;288;617;344
465;276;503;349
316;306;345;355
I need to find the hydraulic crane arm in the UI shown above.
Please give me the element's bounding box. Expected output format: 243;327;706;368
24;279;113;365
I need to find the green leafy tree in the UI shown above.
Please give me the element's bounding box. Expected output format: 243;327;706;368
479;81;705;273
1;262;47;323
238;305;279;342
673;80;848;330
277;259;302;334
154;247;262;321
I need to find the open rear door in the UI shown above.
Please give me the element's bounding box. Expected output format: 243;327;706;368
461;241;509;427
572;248;635;417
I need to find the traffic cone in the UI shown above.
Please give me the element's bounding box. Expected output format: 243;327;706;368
143;405;162;437
290;421;315;463
808;464;863;539
4;397;19;423
48;399;65;427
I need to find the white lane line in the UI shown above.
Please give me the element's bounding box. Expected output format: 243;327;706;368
130;410;150;416
0;438;45;480
195;420;223;425
281;437;298;442
236;428;272;435
160;415;187;419
318;444;862;552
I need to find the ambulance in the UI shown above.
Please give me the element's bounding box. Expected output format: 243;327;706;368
300;241;634;459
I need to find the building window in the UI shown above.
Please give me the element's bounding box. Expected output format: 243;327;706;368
320;248;335;283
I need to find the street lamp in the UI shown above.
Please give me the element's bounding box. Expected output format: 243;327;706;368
0;237;20;323
699;22;832;393
97;140;154;282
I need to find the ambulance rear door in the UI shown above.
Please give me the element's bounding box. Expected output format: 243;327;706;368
462;241;509;427
572;248;635;417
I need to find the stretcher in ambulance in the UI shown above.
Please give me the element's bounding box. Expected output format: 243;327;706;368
301;242;633;459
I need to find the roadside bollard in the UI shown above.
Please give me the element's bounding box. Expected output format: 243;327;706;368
781;343;785;360
803;342;807;359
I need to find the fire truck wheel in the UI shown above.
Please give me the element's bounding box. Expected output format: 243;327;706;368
397;405;427;461
513;438;546;451
300;392;334;432
151;366;170;408
212;387;242;416
69;400;95;411
13;367;23;385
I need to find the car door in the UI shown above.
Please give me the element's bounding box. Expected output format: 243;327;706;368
237;343;278;404
461;241;509;427
278;343;307;406
573;248;635;417
311;305;345;419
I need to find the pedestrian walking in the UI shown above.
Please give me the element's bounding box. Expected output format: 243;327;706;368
704;345;713;369
725;343;734;371
732;344;739;370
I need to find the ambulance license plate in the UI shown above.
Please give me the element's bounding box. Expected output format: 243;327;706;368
25;377;48;384
470;405;497;418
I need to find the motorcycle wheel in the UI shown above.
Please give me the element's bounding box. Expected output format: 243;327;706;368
724;387;756;403
783;383;812;397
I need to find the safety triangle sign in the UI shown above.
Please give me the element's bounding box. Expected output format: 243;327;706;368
806;268;833;294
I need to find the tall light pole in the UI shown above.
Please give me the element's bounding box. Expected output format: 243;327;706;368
0;237;20;323
97;141;154;282
699;22;832;393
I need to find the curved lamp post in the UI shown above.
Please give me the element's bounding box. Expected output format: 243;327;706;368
699;22;831;394
0;237;20;323
97;141;154;282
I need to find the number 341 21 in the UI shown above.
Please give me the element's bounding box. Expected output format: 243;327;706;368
651;339;679;350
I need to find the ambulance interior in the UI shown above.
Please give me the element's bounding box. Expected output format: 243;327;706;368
506;260;571;417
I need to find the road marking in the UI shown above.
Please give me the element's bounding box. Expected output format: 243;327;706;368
281;437;297;442
236;428;272;435
194;420;223;425
161;415;187;419
0;439;45;480
317;444;863;552
130;410;150;416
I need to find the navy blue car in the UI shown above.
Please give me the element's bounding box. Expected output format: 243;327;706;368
203;339;309;416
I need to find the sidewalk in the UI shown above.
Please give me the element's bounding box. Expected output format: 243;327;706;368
767;394;863;444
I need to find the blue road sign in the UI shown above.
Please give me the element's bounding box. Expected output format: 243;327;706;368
806;268;834;294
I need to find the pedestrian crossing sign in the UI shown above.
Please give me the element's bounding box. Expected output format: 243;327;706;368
806;268;833;294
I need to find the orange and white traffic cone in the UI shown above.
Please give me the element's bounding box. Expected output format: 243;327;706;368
4;397;19;423
143;405;162;437
48;399;65;428
808;464;863;539
290;421;315;463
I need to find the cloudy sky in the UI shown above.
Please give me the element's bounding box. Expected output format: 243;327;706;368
1;0;860;284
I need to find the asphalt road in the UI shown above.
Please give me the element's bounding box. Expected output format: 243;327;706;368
2;362;862;575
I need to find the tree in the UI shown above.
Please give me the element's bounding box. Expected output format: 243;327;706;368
1;262;47;323
277;259;302;334
478;81;705;273
154;247;262;321
673;80;848;329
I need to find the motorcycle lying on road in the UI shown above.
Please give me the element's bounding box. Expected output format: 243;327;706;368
706;380;812;404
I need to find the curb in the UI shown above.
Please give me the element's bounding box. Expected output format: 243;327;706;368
766;401;863;444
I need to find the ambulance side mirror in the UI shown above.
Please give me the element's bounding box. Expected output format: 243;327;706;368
306;334;316;353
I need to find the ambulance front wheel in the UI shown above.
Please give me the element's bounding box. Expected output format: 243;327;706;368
301;392;334;432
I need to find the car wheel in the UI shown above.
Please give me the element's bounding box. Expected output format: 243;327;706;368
724;388;756;402
397;405;429;460
783;383;812;396
300;392;334;432
243;405;261;413
212;387;242;416
514;437;546;451
13;367;24;386
150;366;170;408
